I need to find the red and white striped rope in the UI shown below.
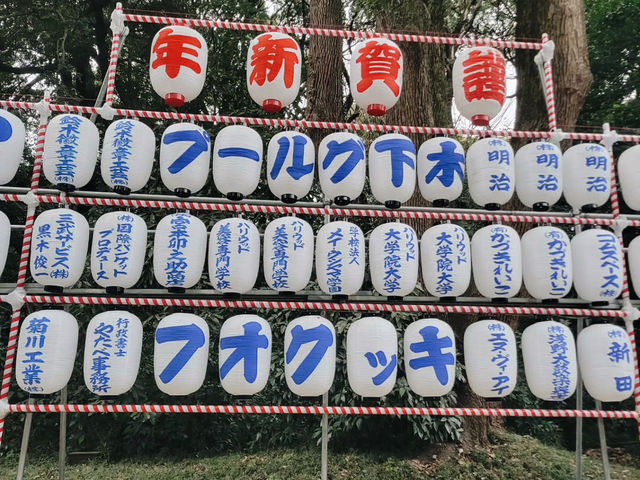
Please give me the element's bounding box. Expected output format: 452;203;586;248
104;4;123;106
540;34;557;132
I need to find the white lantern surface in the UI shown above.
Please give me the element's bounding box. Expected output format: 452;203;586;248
149;25;207;107
208;217;260;294
369;222;418;297
522;321;577;401
0;210;10;278
617;145;640;211
466;137;515;209
30;208;89;291
471;224;522;299
84;310;143;396
563;143;610;212
154;313;209;396
347;317;397;397
628;236;640;297
219;314;272;396
42;114;99;192
404;318;455;397
452;46;506;126
0;109;25;185
417;137;465;206
285;315;336;397
515;142;563;210
577;324;635;402
318;132;366;205
153;212;207;291
263;216;314;293
571;228;622;302
212;125;263;201
349;38;403;116
464;320;517;398
16;310;78;394
267;131;315;203
369;133;416;208
316;221;365;297
160;123;211;197
90;212;147;293
521;226;572;300
421;223;471;298
100;119;155;195
246;32;301;113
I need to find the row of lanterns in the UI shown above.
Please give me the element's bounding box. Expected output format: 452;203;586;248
17;309;634;403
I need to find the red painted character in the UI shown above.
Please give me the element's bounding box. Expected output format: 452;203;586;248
249;34;299;88
356;41;402;96
462;49;506;103
152;28;203;79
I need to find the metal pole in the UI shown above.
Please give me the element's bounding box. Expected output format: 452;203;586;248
321;392;328;480
15;397;35;480
58;386;67;480
594;399;612;480
576;317;584;480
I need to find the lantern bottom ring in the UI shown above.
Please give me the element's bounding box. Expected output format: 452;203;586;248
432;199;450;208
333;196;351;206
533;202;550;211
167;286;186;294
43;285;64;294
581;203;598;213
471;114;491;127
113;185;131;196
541;298;559;304
105;286;125;296
366;104;387;116
262;99;283;113
384;200;402;210
280;194;298;204
439;296;458;303
491;297;509;304
226;192;244;202
590;301;611;308
56;183;76;193
164;93;186;108
484;203;501;211
331;294;349;303
173;188;192;198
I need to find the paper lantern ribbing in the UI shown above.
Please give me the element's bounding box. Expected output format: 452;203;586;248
30;208;89;292
285;315;336;397
316;221;365;297
100;119;155;195
617;145;640;211
0;109;25;185
421;223;471;298
16;310;78;394
42;114;99;192
84;311;143;396
208;217;260;294
349;38;403;116
521;226;572;301
571;228;622;302
628;236;640;298
514;142;563;211
464;320;517;398
417;137;465;206
563;143;610;212
153;212;207;292
369;222;418;298
212;125;263;201
369;134;416;209
522;321;577;401
347;317;397;397
160;123;211;197
219;314;272;396
149;25;207;107
318;132;366;205
0;210;10;278
263;216;314;293
154;313;209;395
466;137;514;209
404;319;455;397
246;32;301;113
267;131;315;203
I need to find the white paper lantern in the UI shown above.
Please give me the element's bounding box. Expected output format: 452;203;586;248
515;142;563;210
219;314;271;396
369;134;416;208
464;320;517;398
212;125;263;201
0;109;25;185
417;137;465;206
452;47;506;126
208;217;260;294
318;132;366;205
84;310;143;396
628;236;640;297
149;25;207;107
369;222;418;297
246;32;301;113
467;137;515;209
0;210;10;278
154;313;209;396
563;143;610;212
404;318;455;397
30;208;89;291
285;315;336;397
266;131;315;203
521;226;572;300
347;317;397;397
153;212;207;291
316;221;365;297
263;216;314;293
522;321;577;401
90;212;147;293
578;324;635;402
617;145;640;211
471;224;522;299
571;228;623;302
421;223;471;298
160;123;210;197
42;114;99;192
101;119;155;195
16;310;78;394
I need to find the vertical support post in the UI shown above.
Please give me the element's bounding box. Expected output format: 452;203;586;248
321;392;328;480
594;399;612;480
103;3;126;109
535;33;558;131
59;386;67;480
15;397;35;480
575;317;584;480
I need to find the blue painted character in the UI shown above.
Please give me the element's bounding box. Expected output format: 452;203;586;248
374;137;415;187
155;323;206;383
270;135;313;180
220;321;269;383
163;128;210;174
286;324;334;385
425;140;464;187
0;115;12;142
364;350;397;385
408;326;454;386
322;138;365;184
